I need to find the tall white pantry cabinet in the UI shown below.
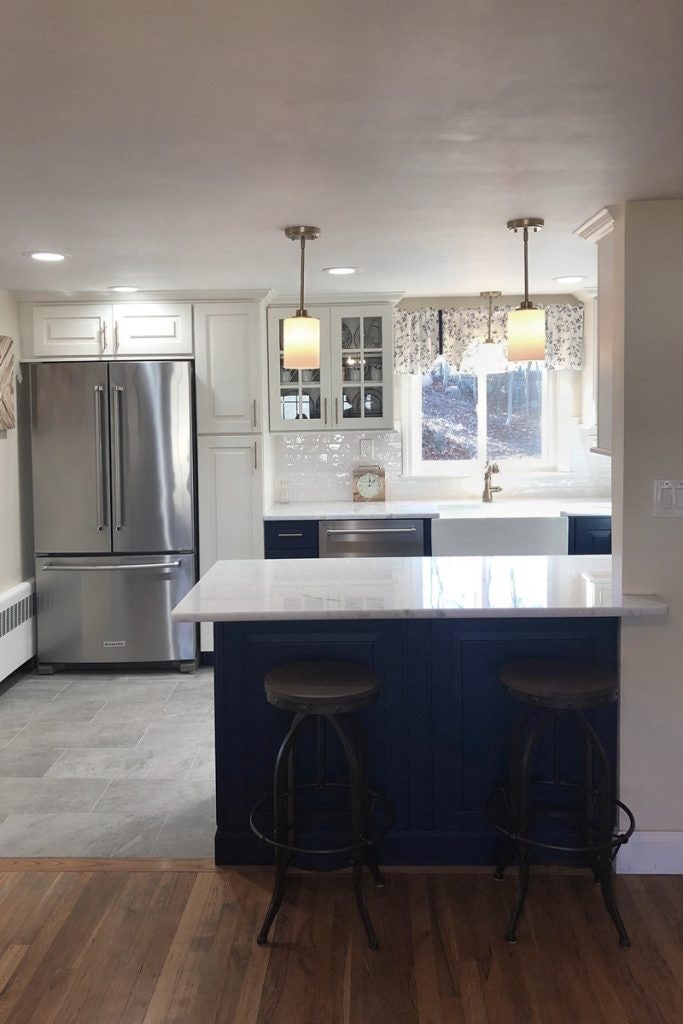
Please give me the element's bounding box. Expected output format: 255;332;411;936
194;302;266;653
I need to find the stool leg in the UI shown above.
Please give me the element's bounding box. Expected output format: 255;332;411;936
351;719;385;888
505;709;554;943
257;712;306;946
582;732;601;882
577;712;631;948
495;710;534;880
328;715;380;950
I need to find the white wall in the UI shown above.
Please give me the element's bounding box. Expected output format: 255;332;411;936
0;290;28;592
617;200;683;835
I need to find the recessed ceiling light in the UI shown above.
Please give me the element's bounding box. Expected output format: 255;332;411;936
553;275;585;284
108;285;140;293
23;251;70;262
323;266;358;276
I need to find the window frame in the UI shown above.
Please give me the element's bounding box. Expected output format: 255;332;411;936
401;366;562;478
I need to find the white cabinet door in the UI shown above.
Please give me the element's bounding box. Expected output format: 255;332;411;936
267;306;332;432
330;305;394;430
113;303;193;356
194;302;262;434
197;435;263;650
32;304;113;358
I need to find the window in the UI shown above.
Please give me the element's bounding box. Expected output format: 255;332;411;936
403;358;555;475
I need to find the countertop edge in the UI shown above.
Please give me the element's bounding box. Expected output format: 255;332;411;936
173;602;668;623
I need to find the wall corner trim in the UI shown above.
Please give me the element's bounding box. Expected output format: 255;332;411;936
616;831;683;874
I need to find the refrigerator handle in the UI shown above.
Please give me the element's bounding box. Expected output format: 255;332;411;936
93;385;107;531
112;385;125;531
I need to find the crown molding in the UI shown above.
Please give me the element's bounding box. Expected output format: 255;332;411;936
15;288;274;304
574;208;616;243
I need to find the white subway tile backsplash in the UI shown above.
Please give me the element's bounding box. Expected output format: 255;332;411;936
271;423;610;503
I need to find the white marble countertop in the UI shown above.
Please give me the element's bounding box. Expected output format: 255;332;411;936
264;500;440;520
172;554;665;622
264;498;611;521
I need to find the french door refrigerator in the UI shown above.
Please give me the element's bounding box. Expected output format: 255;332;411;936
30;360;197;671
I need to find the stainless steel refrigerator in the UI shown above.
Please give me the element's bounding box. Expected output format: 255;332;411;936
30;360;197;671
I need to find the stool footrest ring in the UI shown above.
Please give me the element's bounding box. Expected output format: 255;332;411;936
250;781;394;858
487;790;635;856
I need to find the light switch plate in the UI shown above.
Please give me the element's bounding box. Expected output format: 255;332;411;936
653;479;683;517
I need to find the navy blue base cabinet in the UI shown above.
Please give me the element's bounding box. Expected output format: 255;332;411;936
264;518;432;558
568;515;612;555
213;616;618;866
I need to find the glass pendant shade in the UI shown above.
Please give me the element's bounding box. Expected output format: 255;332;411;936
506;307;546;361
282;314;321;369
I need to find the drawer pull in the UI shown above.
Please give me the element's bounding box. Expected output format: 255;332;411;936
277;532;303;538
326;527;417;536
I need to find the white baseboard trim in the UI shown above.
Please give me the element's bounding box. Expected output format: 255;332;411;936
617;832;683;874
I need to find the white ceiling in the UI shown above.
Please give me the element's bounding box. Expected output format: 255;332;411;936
1;0;682;297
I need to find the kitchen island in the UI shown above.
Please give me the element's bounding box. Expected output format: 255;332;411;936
172;555;666;865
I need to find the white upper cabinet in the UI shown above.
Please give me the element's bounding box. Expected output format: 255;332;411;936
194;302;262;434
267;303;394;431
30;302;192;359
112;303;193;356
576;207;618;456
329;305;394;430
267;305;333;432
33;304;113;358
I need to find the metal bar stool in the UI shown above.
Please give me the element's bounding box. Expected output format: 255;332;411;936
250;659;393;949
488;658;635;947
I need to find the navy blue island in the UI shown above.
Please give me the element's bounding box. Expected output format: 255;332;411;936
172;554;666;866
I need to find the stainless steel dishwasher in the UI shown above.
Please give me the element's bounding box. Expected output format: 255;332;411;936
318;519;425;558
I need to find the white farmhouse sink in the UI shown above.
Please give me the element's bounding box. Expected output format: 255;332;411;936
432;508;568;556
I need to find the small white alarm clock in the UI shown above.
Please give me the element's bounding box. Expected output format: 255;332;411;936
352;464;386;502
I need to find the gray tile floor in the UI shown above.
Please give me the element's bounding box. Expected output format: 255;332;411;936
0;667;215;857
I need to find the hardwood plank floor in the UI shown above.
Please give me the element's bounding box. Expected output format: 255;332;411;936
0;862;679;1024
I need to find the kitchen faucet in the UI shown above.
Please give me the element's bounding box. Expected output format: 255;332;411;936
482;461;502;503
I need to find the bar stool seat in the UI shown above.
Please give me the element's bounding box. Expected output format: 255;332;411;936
252;658;392;950
265;659;379;714
500;658;618;709
490;657;634;948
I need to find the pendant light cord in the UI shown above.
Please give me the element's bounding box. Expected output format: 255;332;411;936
523;227;529;307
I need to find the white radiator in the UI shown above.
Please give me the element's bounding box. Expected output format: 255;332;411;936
0;580;35;683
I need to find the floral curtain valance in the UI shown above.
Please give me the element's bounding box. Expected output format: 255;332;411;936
393;303;584;374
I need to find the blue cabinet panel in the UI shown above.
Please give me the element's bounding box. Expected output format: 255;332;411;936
568;515;612;555
213;616;619;866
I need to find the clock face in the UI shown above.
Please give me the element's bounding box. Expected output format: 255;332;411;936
357;472;383;499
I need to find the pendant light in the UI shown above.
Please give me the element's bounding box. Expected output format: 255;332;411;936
282;225;321;369
475;290;506;373
506;217;546;361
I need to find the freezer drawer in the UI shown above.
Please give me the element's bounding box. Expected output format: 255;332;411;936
35;555;196;666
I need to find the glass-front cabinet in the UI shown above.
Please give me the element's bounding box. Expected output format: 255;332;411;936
266;306;333;432
267;303;394;432
329;305;393;429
